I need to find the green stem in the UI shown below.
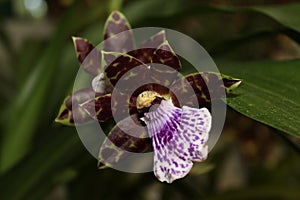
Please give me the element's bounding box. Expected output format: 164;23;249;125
109;0;123;12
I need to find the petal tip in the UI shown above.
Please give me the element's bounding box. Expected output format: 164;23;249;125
225;78;242;93
54;115;73;126
221;74;243;93
71;36;79;41
97;161;109;169
154;30;166;40
72;36;87;45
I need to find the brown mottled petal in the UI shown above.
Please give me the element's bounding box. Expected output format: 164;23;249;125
140;30;166;49
110;90;137;120
103;11;134;53
128;30;166;64
171;93;211;110
170;72;242;108
80;94;113;122
151;40;181;71
98;114;150;169
101;50;120;69
72;37;101;76
220;74;243;93
127;48;155;64
148;40;182;87
55;88;102;125
103;51;150;88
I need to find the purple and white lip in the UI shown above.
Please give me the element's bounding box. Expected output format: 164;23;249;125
144;99;212;183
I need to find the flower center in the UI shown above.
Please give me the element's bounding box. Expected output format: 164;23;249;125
136;91;163;110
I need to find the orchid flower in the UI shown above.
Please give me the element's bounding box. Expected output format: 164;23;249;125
144;99;211;183
56;11;242;183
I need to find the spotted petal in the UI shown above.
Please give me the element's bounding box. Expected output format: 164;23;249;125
110;89;138;120
103;51;150;89
170;72;242;108
128;30;166;64
149;40;182;87
98;114;150;168
145;100;211;183
55;88;102;125
103;11;134;53
72;37;101;76
80;94;113;122
140;30;166;49
151;40;181;71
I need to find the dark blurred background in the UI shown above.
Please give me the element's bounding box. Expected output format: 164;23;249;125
0;0;300;199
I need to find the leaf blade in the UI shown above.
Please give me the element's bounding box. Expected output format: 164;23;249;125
219;59;300;137
250;3;300;33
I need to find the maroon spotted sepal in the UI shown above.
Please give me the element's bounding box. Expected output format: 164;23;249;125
149;40;181;87
103;51;149;88
128;30;166;64
104;41;182;90
98;114;150;168
55;88;102;125
140;30;166;49
151;40;181;71
72;37;101;76
103;11;134;53
170;72;242;108
80;94;113;122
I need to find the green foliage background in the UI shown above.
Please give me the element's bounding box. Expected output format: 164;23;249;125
0;0;299;199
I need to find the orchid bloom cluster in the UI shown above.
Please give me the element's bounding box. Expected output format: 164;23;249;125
56;11;241;183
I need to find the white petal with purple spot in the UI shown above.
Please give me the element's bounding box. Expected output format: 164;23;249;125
145;100;211;183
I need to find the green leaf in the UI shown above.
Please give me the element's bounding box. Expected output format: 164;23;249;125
0;127;84;200
0;1;109;173
124;0;184;25
204;3;300;40
219;59;300;137
189;3;300;35
250;3;300;33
